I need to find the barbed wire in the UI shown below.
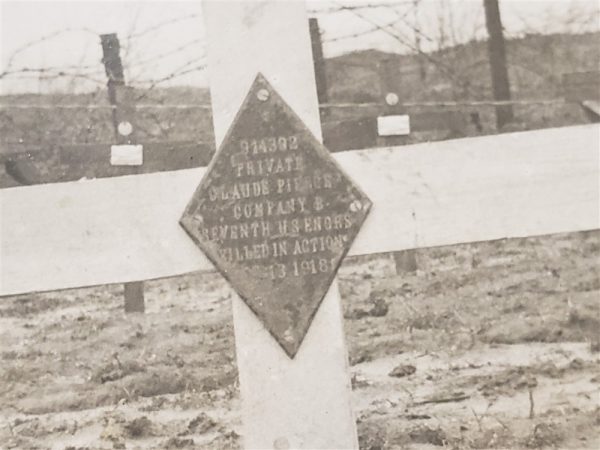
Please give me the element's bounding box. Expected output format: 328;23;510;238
333;1;485;98
380;2;437;45
0;99;569;110
131;58;207;102
1;67;106;85
308;1;415;15
322;1;419;43
130;38;205;68
1;1;597;97
322;21;394;43
0;28;99;80
125;13;200;41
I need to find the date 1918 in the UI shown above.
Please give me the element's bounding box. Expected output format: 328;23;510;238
259;257;338;280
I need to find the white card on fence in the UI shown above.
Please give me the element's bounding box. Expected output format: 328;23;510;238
377;115;411;136
110;145;144;166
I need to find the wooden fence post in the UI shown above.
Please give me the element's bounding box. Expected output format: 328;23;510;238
201;2;359;448
100;33;145;313
309;18;328;108
378;56;410;147
483;0;514;130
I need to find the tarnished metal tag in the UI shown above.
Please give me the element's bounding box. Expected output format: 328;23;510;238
180;74;371;357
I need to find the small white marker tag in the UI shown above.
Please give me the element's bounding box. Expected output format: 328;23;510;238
110;145;143;166
377;115;411;136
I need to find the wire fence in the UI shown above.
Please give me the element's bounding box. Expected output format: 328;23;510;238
0;99;574;110
2;0;598;96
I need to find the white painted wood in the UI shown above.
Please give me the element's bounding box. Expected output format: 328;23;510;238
110;144;143;166
1;168;206;295
377;114;411;136
232;280;356;449
1;124;599;297
346;124;600;254
202;1;322;143
201;2;358;448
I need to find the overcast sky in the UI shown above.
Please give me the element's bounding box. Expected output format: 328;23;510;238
1;0;598;93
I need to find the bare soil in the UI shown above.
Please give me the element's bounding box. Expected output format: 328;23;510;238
1;231;598;449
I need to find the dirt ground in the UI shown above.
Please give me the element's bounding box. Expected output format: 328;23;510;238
1;230;598;450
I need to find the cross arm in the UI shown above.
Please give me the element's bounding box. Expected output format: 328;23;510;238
0;141;214;187
1;124;598;296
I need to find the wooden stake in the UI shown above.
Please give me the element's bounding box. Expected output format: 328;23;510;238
377;57;419;274
393;249;418;273
202;2;358;448
100;33;145;314
123;281;144;313
378;56;409;148
483;0;514;130
309;18;328;106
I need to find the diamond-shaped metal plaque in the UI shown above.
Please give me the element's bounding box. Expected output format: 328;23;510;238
180;74;371;357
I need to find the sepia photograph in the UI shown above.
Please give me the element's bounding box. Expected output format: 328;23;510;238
0;0;599;448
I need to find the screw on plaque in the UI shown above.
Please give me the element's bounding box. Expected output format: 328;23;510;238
350;200;364;212
257;88;270;101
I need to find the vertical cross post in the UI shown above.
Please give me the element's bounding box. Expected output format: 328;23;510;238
202;2;358;448
100;33;145;313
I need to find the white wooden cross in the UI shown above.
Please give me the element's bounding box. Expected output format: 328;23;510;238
1;2;598;449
